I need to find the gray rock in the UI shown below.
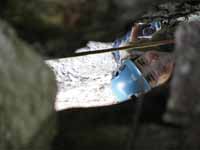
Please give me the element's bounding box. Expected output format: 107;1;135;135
1;0;199;57
0;20;57;150
165;21;200;125
125;21;200;150
164;21;200;150
134;124;181;150
46;41;117;111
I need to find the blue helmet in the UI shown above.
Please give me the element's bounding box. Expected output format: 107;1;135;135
111;59;151;102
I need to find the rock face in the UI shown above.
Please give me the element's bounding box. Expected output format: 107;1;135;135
165;21;200;125
164;21;200;149
52;85;171;150
1;0;199;58
0;20;57;150
52;21;200;150
46;42;117;111
134;21;200;150
0;0;200;149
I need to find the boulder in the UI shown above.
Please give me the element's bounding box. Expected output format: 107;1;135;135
0;20;57;150
165;21;200;125
165;21;200;149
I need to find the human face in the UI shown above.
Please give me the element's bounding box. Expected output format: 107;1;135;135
135;51;175;87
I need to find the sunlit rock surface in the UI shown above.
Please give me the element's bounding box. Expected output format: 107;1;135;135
46;42;117;110
0;20;57;150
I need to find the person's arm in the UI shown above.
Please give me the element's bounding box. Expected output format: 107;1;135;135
130;24;140;42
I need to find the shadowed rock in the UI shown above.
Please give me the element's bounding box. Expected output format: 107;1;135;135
1;0;199;58
52;84;172;150
164;21;200;150
165;21;200;125
0;20;57;150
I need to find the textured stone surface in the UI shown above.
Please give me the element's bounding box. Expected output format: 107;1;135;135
164;21;200;150
46;41;117;110
52;85;172;150
1;0;199;58
50;21;200;150
0;20;57;150
134;124;181;150
0;1;200;150
165;21;200;125
53;101;135;150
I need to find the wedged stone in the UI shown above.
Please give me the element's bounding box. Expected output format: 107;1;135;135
0;20;57;150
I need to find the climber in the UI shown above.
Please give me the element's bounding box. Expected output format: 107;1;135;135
111;50;174;102
112;21;162;65
111;21;174;102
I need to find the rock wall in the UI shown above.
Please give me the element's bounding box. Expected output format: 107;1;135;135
165;21;200;150
0;1;200;150
1;0;199;58
0;20;57;150
52;21;200;150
